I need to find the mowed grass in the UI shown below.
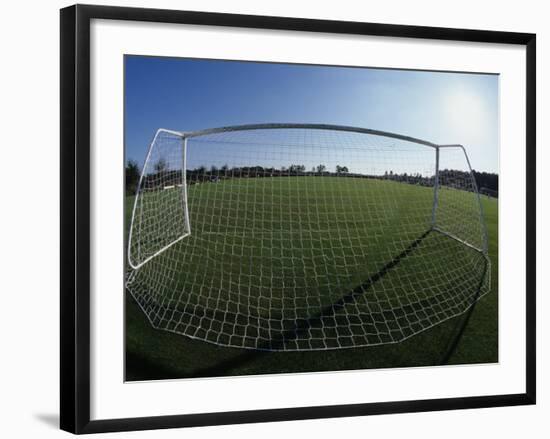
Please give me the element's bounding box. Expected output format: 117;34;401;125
125;177;498;380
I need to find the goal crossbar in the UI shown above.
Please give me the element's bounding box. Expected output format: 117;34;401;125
183;123;441;148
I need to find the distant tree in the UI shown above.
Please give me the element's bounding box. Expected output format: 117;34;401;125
336;165;349;174
316;164;327;173
210;165;218;174
289;164;306;174
221;164;229;174
125;160;140;195
473;170;498;193
154;158;167;174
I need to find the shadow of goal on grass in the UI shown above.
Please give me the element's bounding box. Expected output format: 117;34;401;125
126;227;490;379
185;228;490;378
438;259;489;365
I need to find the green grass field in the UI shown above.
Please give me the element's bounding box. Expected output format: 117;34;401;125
125;176;498;380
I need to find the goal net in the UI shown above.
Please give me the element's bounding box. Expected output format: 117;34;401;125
126;125;491;351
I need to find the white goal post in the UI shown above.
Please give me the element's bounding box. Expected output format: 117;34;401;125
126;124;491;351
127;129;191;269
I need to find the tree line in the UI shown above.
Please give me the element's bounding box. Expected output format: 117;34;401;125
473;170;498;195
125;159;498;196
125;161;351;194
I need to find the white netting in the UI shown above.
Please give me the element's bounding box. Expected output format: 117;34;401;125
126;126;490;351
128;130;190;268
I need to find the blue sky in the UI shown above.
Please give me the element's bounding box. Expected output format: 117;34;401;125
125;56;498;173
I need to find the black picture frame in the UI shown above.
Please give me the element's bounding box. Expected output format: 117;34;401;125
60;4;536;434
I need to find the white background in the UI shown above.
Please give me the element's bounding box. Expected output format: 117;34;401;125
0;0;546;437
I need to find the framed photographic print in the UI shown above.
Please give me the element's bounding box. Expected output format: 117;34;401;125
60;4;536;434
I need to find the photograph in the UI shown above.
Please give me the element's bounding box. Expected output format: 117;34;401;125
124;56;499;381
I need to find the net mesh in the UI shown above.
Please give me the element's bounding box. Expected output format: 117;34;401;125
126;126;490;351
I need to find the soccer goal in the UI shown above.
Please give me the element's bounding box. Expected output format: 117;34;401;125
126;124;491;351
